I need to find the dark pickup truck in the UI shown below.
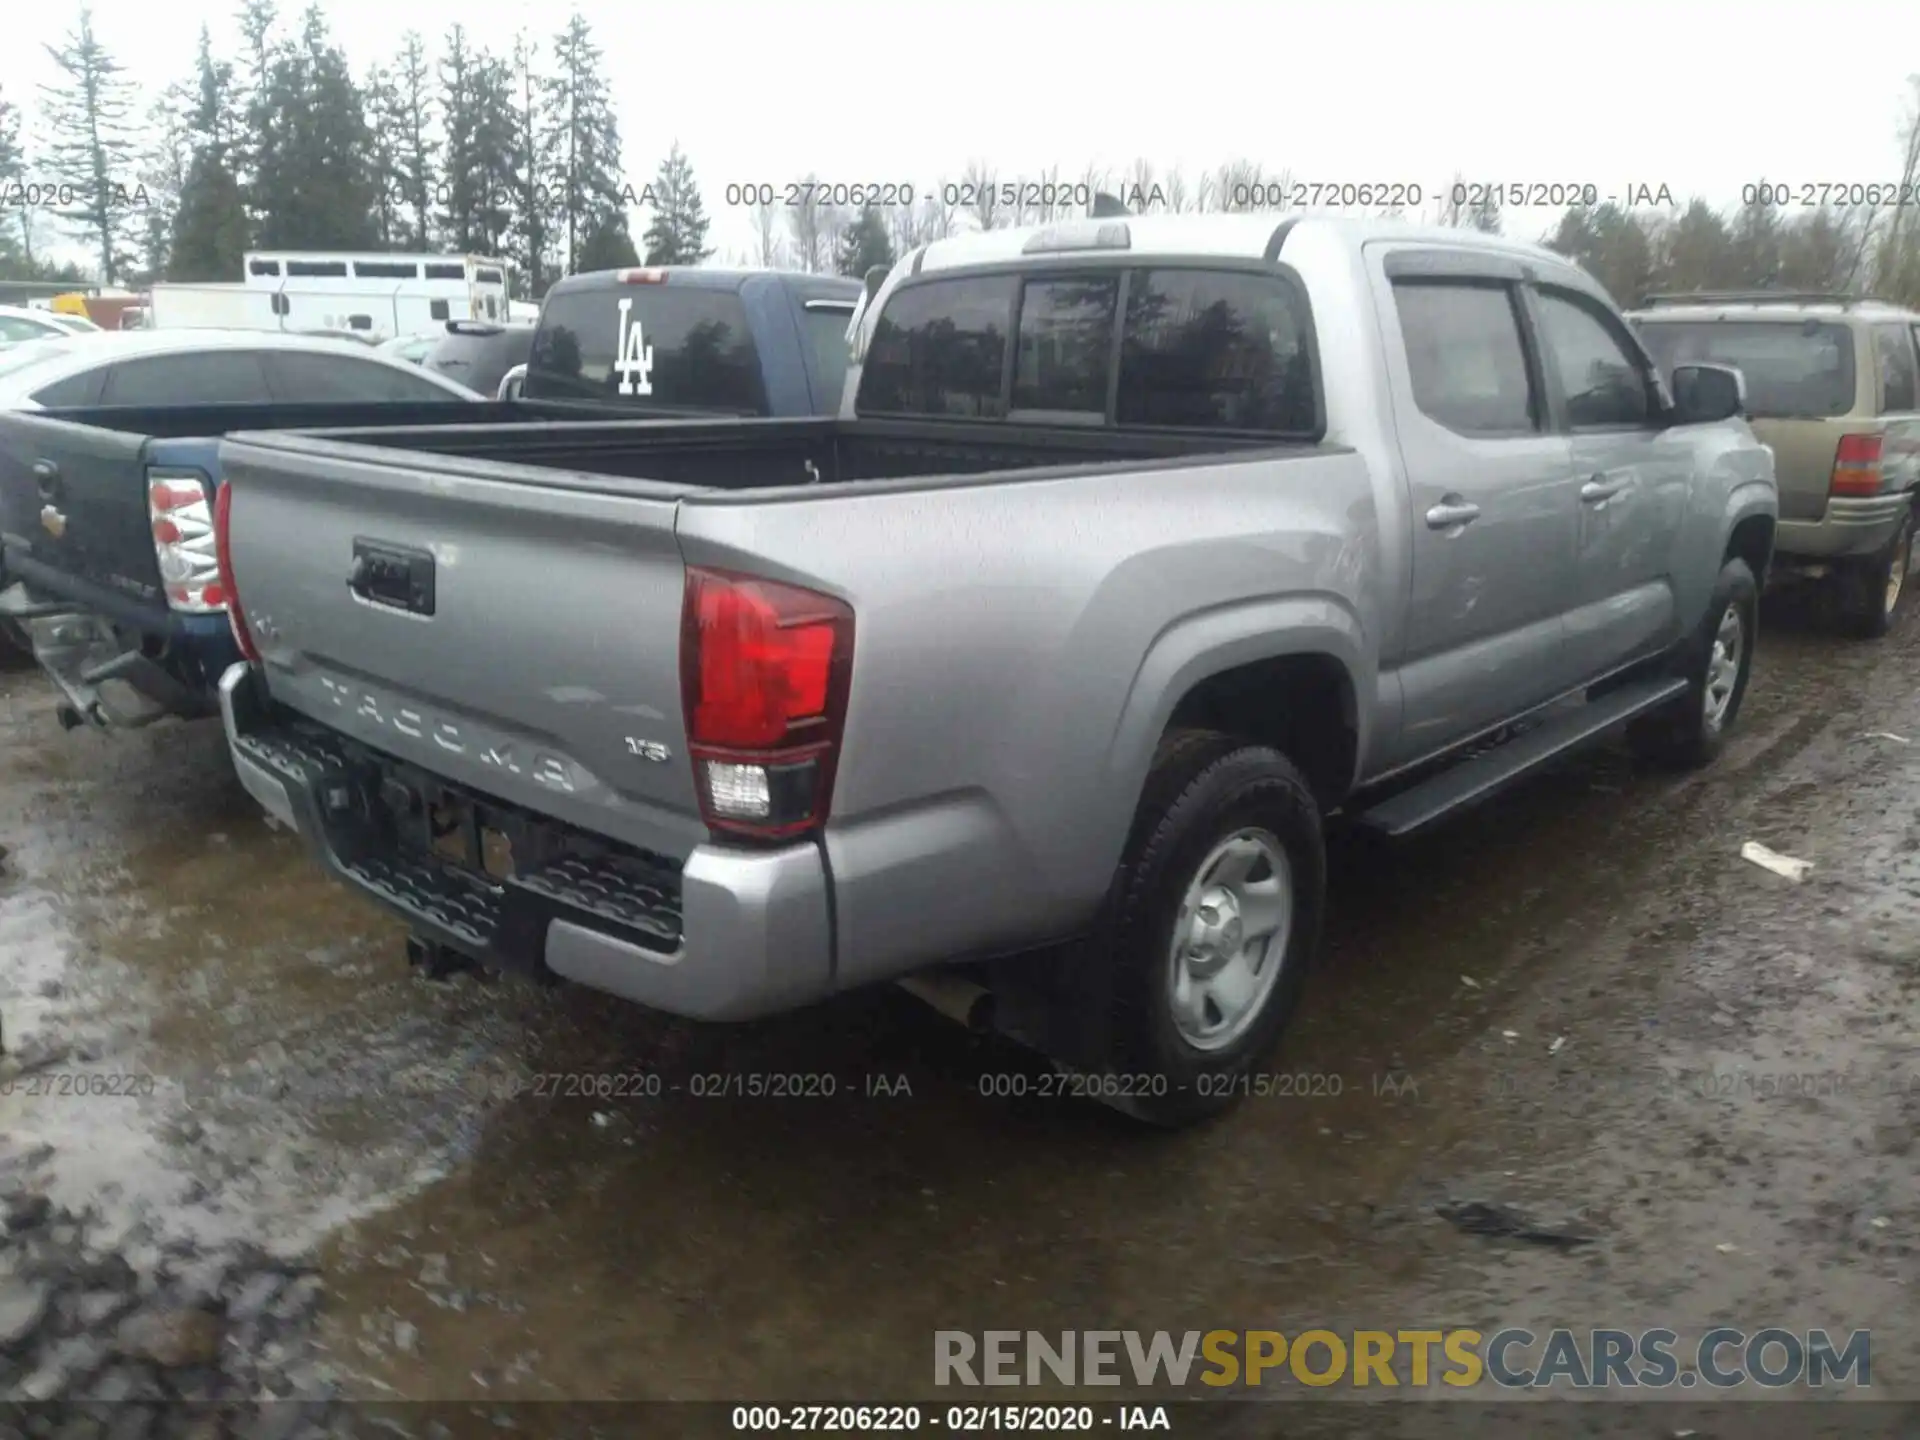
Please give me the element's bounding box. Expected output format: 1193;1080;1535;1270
0;267;861;728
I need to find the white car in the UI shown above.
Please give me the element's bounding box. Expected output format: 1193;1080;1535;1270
0;328;483;408
0;305;89;346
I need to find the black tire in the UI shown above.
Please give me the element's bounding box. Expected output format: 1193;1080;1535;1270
1837;509;1914;640
0;621;30;672
1080;729;1326;1128
1628;556;1758;769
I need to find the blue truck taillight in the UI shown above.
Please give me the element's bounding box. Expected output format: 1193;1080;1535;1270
146;467;225;614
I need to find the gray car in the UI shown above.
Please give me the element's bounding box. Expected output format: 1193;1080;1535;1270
213;214;1776;1125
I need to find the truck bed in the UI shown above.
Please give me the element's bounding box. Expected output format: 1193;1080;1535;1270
221;415;1294;495
0;398;728;615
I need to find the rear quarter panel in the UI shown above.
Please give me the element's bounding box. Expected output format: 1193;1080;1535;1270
677;447;1378;989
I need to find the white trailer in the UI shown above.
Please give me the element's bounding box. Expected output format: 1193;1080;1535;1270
142;253;514;340
144;284;277;331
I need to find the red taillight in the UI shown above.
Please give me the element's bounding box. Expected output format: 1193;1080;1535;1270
680;567;854;841
213;481;260;662
615;268;668;284
1831;433;1885;497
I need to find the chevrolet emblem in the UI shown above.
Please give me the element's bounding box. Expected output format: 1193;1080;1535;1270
39;505;65;539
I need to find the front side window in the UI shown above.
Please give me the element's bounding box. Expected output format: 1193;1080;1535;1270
1534;289;1653;428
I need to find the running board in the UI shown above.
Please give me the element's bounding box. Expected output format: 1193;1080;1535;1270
1354;676;1690;839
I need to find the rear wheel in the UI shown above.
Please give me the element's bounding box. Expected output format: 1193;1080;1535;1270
1079;730;1326;1128
1628;556;1758;769
1838;509;1914;639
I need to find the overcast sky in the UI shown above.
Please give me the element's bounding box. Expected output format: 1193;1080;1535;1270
6;0;1918;267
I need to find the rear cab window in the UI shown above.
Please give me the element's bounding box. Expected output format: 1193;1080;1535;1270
856;264;1319;435
526;282;767;412
1637;319;1856;418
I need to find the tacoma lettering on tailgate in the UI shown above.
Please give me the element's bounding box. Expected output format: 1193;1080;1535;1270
315;675;581;794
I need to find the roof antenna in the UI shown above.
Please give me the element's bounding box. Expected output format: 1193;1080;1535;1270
1089;192;1131;219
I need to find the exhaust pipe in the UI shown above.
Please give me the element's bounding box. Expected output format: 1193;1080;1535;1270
897;973;995;1034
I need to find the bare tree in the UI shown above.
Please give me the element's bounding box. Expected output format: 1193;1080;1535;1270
1077;163;1109;217
785;174;835;271
960;158;1000;231
1126;157;1159;213
1869;76;1920;302
1437;172;1468;227
1204;160;1277;213
749;196;782;267
1163;165;1196;214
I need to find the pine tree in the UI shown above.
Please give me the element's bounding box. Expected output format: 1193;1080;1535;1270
0;84;25;275
170;27;249;281
545;12;631;275
641;143;713;266
363;64;404;248
39;7;140;283
577;212;638;272
390;32;436;248
507;33;553;296
233;0;279;237
834;203;894;278
133;82;194;282
1468;190;1501;235
250;6;377;249
437;32;517;258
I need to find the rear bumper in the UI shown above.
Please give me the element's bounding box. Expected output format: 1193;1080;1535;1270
219;664;834;1021
1776;492;1912;562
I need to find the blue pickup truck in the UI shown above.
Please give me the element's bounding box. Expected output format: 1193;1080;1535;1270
0;267;861;728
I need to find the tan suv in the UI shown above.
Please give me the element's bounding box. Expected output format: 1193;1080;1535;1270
1632;292;1920;637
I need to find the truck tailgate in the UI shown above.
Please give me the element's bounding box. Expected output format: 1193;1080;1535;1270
0;414;165;603
219;434;707;860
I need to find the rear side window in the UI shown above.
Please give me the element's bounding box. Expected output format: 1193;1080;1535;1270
1013;276;1117;415
858;275;1015;418
527;286;768;412
100;353;274;405
267;352;472;403
797;305;855;411
424;329;534;398
1392;280;1536;435
29;368;106;407
1637;320;1855;418
0;315;58;341
1875;324;1917;413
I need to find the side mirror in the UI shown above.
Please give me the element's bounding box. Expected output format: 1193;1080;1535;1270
1669;362;1745;425
497;363;527;402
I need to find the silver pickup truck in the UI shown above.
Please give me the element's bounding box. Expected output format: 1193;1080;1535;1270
211;215;1777;1125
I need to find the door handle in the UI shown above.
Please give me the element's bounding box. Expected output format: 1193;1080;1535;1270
1425;499;1481;530
31;459;60;502
1580;475;1626;504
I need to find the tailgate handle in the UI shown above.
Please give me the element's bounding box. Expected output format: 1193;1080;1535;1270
348;538;436;617
31;459;60;502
